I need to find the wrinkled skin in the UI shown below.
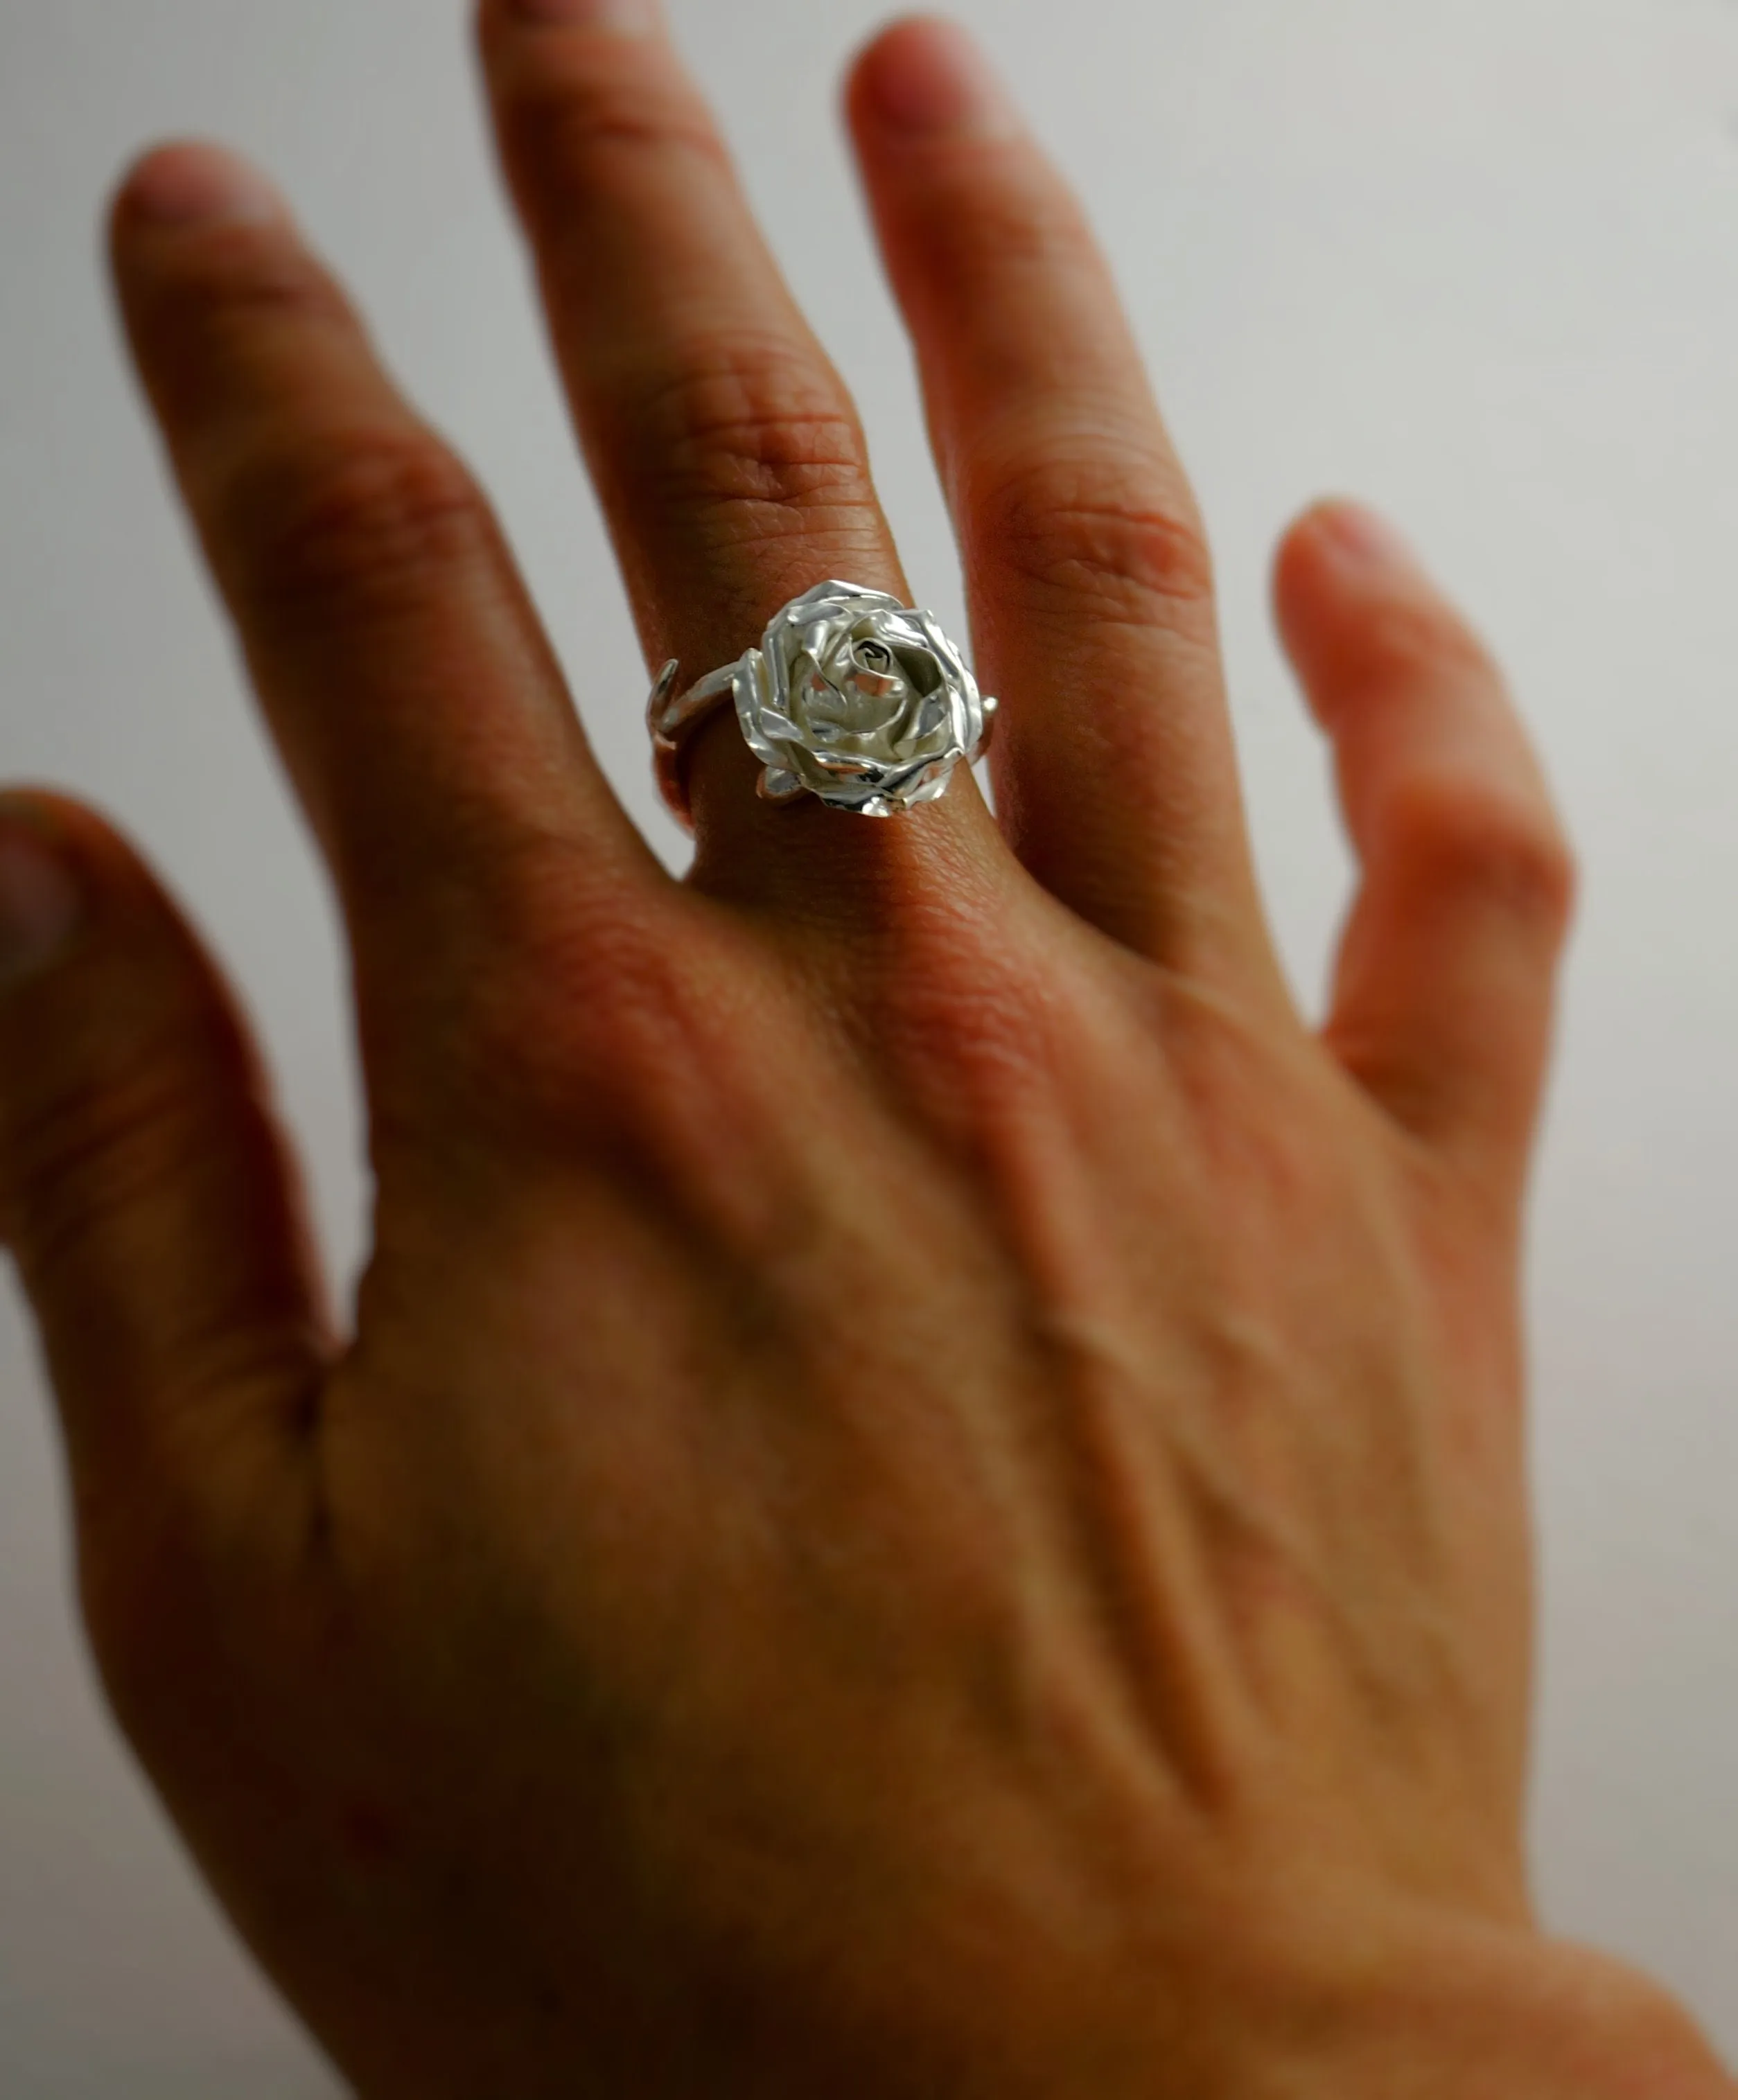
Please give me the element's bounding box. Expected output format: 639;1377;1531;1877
0;6;1730;2097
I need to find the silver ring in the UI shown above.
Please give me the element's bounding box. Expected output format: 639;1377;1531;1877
646;579;997;832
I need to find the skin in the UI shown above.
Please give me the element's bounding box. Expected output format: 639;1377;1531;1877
0;4;1730;2094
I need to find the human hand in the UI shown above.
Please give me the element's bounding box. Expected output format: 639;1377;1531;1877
0;6;1729;2094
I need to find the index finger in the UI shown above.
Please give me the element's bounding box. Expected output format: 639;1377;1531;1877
109;143;662;1075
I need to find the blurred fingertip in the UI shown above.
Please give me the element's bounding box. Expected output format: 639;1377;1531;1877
1284;497;1419;580
847;11;959;74
0;786;105;860
1272;499;1413;651
0;788;166;928
109;140;284;240
845;14;1014;139
0;794;87;992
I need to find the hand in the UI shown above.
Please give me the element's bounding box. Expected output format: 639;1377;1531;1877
0;6;1728;2095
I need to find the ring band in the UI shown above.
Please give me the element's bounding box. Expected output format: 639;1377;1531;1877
646;579;997;832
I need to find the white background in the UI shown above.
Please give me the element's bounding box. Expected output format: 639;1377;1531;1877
3;0;1736;2089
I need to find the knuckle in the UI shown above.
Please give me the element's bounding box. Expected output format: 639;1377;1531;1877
1337;595;1498;698
152;231;353;343
498;50;730;191
1;1055;227;1292
216;425;498;627
971;452;1216;630
433;868;727;1149
904;172;1094;288
1386;773;1577;937
619;337;877;545
872;902;1066;1104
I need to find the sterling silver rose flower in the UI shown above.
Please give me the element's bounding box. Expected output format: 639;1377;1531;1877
731;581;994;816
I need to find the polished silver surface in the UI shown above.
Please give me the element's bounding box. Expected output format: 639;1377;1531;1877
647;579;997;830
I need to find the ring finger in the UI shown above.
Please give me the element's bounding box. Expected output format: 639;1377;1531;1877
846;16;1281;989
477;0;1006;921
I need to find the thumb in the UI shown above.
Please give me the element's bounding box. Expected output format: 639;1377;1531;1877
0;788;332;1570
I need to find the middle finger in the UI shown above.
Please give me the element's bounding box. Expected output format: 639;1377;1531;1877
477;0;1006;916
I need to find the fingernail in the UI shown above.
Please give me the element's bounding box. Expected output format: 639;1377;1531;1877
0;802;85;991
1317;500;1419;570
862;17;1017;137
123;143;284;229
508;0;659;30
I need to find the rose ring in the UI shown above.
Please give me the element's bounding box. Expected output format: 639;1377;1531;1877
646;579;997;831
